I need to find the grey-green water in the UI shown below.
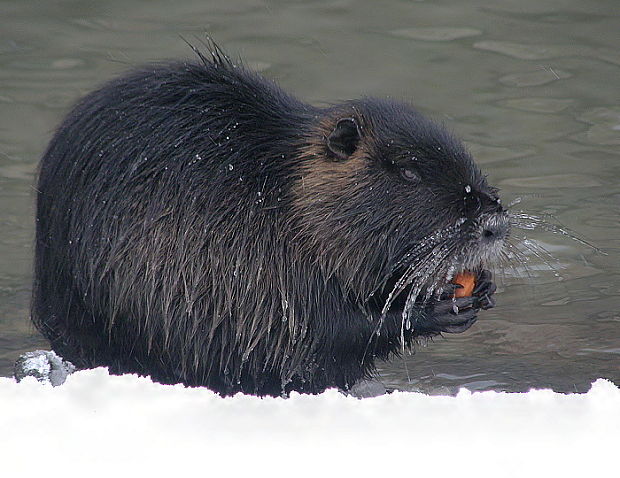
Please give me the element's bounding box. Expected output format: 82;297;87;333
1;0;618;393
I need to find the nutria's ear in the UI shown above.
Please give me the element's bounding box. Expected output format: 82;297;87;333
327;118;361;160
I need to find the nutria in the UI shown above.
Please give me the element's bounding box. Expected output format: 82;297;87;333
32;43;508;396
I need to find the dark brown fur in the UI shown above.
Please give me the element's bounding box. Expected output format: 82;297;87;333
32;45;508;396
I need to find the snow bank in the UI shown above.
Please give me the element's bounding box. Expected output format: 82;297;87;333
1;369;617;477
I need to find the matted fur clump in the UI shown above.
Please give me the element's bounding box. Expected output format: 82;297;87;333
33;45;508;396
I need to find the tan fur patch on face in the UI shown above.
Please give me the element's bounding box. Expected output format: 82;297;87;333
287;110;377;275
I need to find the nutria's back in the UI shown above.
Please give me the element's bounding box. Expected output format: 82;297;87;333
33;48;507;396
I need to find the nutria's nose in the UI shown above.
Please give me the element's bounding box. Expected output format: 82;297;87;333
481;214;510;244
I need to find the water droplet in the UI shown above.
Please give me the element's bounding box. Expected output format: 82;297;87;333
465;184;472;193
228;163;234;171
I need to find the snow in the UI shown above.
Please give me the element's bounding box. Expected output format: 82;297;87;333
13;350;76;386
19;353;51;376
1;369;618;477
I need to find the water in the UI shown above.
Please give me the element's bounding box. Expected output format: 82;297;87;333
1;0;618;393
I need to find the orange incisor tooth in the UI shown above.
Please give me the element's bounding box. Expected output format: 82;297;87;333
452;272;476;298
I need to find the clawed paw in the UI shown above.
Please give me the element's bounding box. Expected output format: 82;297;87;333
414;269;497;336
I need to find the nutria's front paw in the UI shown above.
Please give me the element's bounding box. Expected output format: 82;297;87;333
414;295;479;336
472;269;497;310
413;270;497;336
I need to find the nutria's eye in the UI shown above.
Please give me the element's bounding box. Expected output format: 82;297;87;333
400;167;419;182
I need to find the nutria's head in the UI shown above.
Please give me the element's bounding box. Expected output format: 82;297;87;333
293;98;509;315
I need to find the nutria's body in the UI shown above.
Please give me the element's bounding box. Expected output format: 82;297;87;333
33;46;508;396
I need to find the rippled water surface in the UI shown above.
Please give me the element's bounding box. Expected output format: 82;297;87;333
1;0;618;392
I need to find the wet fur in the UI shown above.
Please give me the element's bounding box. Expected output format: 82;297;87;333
33;46;506;395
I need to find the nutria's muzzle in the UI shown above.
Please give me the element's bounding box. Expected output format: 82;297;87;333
480;213;510;245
